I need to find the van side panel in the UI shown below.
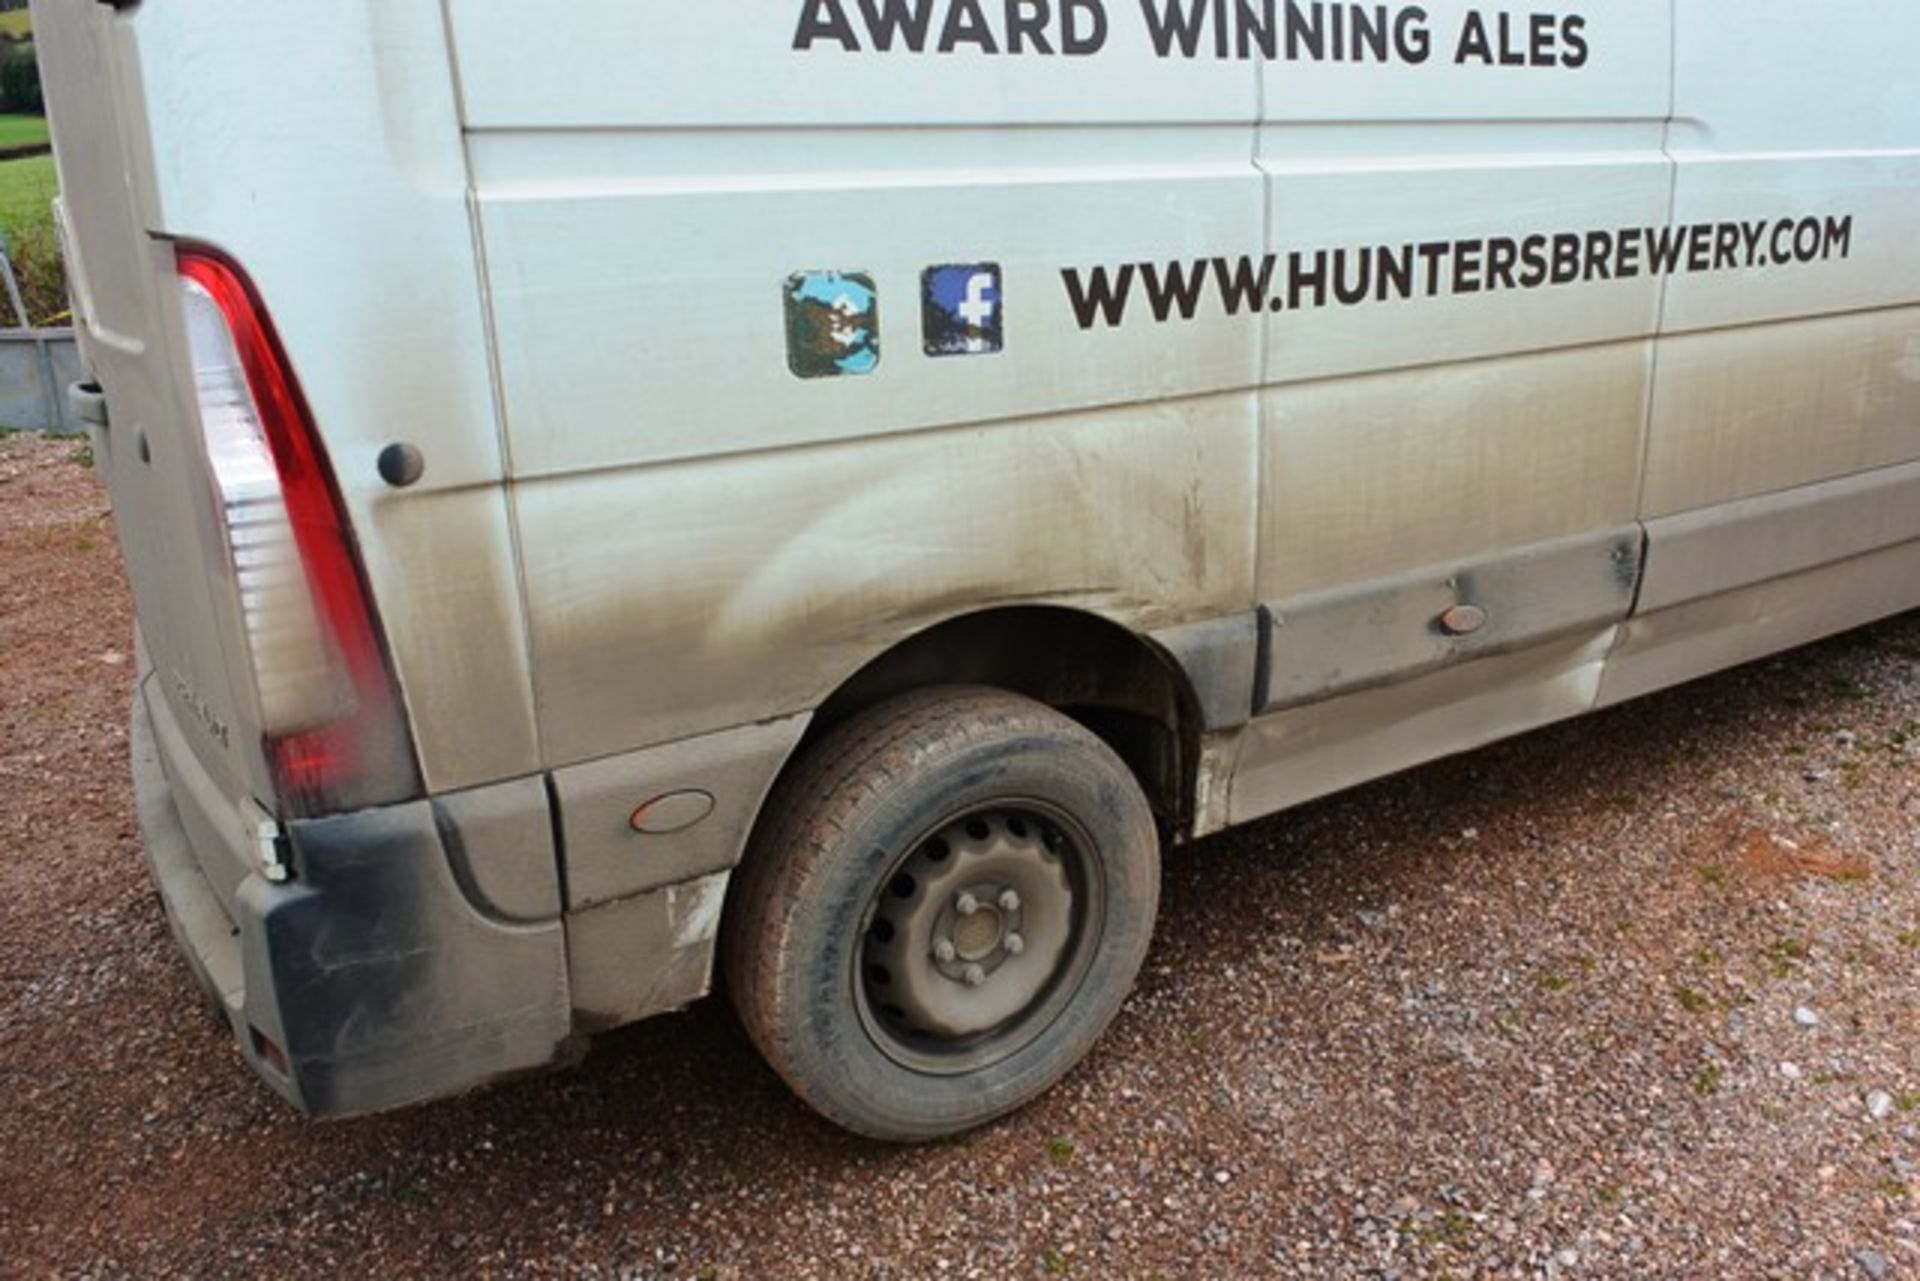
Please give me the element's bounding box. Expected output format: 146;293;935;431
1232;630;1618;825
1603;0;1920;702
1643;312;1920;519
469;127;1261;478
454;16;1265;766
448;4;1913;835
447;1;1242;129
512;396;1258;765
1231;5;1673;824
1646;0;1920;515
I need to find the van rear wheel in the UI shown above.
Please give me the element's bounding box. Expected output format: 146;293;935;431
724;686;1159;1141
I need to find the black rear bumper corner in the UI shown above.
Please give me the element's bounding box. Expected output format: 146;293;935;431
133;691;573;1117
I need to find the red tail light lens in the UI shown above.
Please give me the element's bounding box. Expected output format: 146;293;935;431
177;246;419;817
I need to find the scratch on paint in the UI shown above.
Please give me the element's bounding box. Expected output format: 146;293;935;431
668;872;730;949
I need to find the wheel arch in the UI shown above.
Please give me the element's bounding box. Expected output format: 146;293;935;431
798;605;1212;839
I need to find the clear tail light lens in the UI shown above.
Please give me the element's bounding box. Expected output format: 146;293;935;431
177;246;419;818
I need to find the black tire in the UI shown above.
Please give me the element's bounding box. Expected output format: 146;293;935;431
724;686;1160;1141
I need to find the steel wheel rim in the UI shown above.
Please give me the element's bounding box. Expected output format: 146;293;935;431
854;799;1105;1077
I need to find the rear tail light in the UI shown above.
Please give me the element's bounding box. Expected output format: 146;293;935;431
177;246;419;818
250;1026;290;1079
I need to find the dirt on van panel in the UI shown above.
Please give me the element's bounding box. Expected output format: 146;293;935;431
2;432;1918;1279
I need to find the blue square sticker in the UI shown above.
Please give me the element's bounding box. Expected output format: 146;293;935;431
785;271;880;379
922;264;1003;357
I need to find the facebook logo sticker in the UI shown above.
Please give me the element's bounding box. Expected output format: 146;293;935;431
922;264;1003;357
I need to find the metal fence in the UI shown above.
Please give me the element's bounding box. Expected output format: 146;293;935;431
0;230;82;433
0;324;81;433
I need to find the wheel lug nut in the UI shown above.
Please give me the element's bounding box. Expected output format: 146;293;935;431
1004;933;1025;956
956;892;981;917
933;938;956;963
999;889;1021;913
962;964;986;987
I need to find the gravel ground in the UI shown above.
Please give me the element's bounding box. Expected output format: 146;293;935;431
3;431;1919;1278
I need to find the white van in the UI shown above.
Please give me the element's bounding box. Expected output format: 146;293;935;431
36;0;1919;1140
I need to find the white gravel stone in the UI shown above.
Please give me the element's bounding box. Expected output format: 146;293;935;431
1854;1247;1891;1280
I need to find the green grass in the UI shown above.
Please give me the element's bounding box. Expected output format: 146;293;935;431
0;149;66;323
0;151;55;236
0;112;46;149
0;13;30;39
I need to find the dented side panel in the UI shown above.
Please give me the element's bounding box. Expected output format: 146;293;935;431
1260;526;1642;714
1232;629;1618;825
1601;540;1920;710
444;4;1920;1041
453;7;1913;855
514;396;1259;766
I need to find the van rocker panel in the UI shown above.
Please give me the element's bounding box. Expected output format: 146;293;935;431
1258;525;1643;715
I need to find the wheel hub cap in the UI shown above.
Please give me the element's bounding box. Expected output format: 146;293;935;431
949;901;1005;961
863;810;1076;1043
